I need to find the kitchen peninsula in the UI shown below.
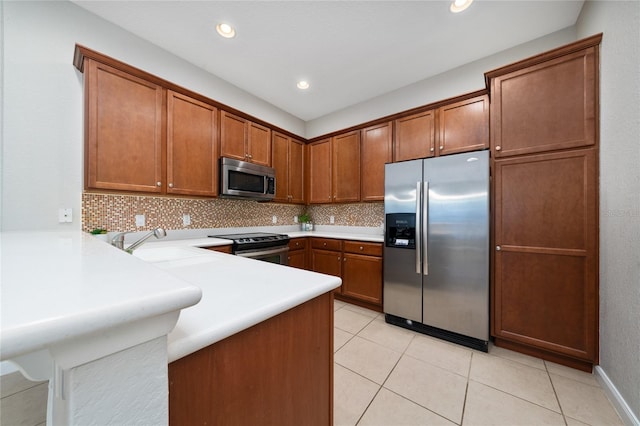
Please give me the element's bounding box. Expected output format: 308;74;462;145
0;230;341;425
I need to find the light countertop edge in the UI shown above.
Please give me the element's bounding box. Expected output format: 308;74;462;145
0;231;203;361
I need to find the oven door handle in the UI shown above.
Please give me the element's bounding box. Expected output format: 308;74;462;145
234;246;289;258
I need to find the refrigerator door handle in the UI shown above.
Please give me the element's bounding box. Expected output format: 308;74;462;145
423;181;429;276
415;181;421;274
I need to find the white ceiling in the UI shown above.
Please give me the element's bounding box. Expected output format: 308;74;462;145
72;1;585;122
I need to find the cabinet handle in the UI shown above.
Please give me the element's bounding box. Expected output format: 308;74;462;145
168;183;173;188
496;246;501;251
496;146;502;151
156;182;161;187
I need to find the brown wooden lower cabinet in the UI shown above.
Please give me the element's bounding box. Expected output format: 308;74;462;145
168;292;333;425
492;148;598;371
309;238;383;311
204;245;232;254
287;237;308;269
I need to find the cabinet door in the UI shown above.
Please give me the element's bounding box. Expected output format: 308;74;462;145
248;122;271;166
394;110;436;161
85;59;163;192
332;131;361;202
438;95;489;156
220;111;247;161
311;249;342;277
288;250;307;270
272;132;290;203
311;249;342;294
361;122;392;201
493;149;597;363
490;47;597;157
288;139;305;204
308;139;332;204
342;253;382;305
167;91;218;196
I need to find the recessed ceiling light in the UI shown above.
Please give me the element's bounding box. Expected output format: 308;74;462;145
216;23;236;38
297;81;310;90
450;0;473;13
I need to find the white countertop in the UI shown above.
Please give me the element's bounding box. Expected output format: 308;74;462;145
0;231;203;361
1;228;376;366
129;237;342;362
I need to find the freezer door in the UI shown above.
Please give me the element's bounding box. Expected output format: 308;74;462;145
383;160;423;322
422;151;490;341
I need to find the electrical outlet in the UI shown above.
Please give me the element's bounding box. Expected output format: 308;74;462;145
135;214;145;227
272;215;278;224
330;215;335;224
294;216;298;223
183;214;191;226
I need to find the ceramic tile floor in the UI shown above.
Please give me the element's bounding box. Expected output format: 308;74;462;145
333;300;623;426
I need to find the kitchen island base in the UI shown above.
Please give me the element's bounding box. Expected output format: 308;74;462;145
168;292;333;425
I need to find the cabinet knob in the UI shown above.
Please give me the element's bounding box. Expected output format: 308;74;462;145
323;242;327;246
439;146;444;150
343;258;346;262
168;183;173;188
430;147;434;152
496;246;501;251
496;146;502;151
156;182;161;187
359;246;364;251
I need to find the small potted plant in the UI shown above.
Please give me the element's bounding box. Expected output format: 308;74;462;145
298;213;313;231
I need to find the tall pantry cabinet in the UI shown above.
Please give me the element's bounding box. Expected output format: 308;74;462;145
487;34;601;372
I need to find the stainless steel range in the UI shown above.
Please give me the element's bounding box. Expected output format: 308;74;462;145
210;232;290;265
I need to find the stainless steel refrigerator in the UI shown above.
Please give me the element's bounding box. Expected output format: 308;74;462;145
383;150;490;351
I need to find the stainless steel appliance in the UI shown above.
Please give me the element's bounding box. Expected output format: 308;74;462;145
210;232;289;265
220;157;276;201
384;151;490;351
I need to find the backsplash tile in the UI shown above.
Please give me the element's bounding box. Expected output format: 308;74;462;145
82;193;383;232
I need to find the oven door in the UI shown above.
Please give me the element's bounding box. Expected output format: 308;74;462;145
235;246;289;265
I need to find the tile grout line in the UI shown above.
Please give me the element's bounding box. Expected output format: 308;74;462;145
545;361;569;426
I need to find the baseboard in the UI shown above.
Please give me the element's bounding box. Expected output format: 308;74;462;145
594;366;640;426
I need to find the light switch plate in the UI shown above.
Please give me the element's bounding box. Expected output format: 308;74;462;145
330;215;335;224
183;214;191;226
272;215;277;224
135;214;145;227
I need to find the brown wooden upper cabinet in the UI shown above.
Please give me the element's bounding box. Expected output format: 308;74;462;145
393;94;488;162
220;111;272;166
272;131;305;204
394;110;436;161
488;47;597;158
167;90;218;196
307;131;360;204
84;59;164;193
361;122;393;201
438;95;489;156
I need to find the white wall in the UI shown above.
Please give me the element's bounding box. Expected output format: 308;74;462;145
576;1;640;421
305;28;576;138
0;0;304;231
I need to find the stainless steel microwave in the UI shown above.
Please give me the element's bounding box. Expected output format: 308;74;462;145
220;157;275;201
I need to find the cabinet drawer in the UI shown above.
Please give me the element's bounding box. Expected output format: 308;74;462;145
311;238;342;251
343;241;382;256
288;238;308;251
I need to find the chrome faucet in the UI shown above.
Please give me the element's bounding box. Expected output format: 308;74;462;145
111;228;167;253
